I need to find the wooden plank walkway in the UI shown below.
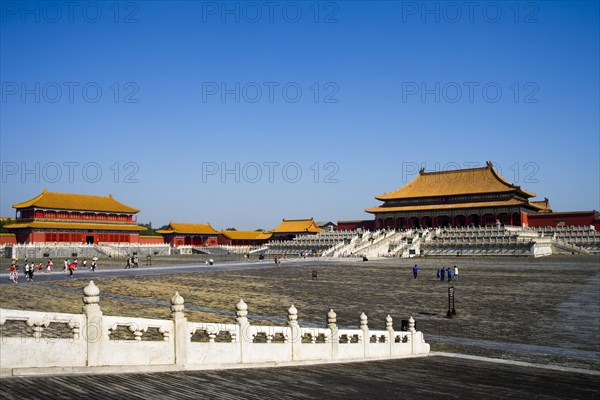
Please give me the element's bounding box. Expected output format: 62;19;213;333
1;355;598;399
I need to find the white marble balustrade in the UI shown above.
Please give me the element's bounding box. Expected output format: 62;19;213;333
0;281;430;376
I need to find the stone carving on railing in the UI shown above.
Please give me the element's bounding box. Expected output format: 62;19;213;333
68;320;81;340
26;317;50;339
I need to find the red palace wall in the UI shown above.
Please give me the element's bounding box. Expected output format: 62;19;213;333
205;237;218;246
0;234;16;244
218;235;233;246
15;232;141;244
139;236;165;244
528;212;600;230
520;212;529;227
337;220;375;231
163;235;218;246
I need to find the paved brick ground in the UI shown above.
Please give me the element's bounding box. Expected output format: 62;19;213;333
1;355;598;399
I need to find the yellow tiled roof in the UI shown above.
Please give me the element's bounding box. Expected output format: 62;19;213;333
156;222;219;235
366;198;536;214
530;198;551;212
375;163;536;200
256;232;273;240
12;189;139;213
4;221;146;231
270;218;321;234
220;230;273;240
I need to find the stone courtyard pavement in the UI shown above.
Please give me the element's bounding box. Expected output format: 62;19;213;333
1;355;598;400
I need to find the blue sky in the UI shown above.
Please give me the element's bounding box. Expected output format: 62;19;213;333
1;1;598;230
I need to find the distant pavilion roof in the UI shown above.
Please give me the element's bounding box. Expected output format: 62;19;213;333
316;221;337;228
530;198;552;213
12;189;140;213
375;162;536;201
156;222;219;235
270;218;322;234
220;230;272;240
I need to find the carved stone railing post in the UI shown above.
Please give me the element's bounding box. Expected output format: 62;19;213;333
360;312;369;357
408;316;416;354
236;299;249;363
82;281;103;367
327;309;339;360
385;314;394;356
288;305;300;361
385;315;393;343
170;292;187;365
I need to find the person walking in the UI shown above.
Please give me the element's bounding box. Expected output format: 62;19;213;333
9;263;18;283
454;266;459;281
25;262;34;281
413;264;418;279
68;262;75;277
91;260;97;272
125;257;131;269
447;267;452;282
24;262;30;281
436;268;440;280
440;267;445;282
47;259;53;272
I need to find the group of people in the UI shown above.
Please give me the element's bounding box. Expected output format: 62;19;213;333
437;266;459;282
63;258;97;276
8;258;52;283
7;257;101;282
124;256;139;269
8;257;97;282
410;264;459;282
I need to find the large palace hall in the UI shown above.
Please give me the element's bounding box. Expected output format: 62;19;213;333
366;162;551;229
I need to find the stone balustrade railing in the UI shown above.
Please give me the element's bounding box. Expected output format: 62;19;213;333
0;281;430;376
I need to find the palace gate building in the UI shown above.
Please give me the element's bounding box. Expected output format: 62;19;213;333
156;222;220;246
6;189;145;243
269;218;322;240
366;162;550;229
